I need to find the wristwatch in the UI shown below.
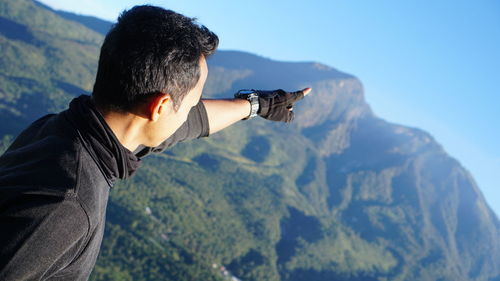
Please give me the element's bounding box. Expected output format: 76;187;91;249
234;89;260;120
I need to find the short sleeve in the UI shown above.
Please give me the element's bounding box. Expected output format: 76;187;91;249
134;99;210;158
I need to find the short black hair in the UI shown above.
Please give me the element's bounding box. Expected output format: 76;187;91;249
92;5;218;112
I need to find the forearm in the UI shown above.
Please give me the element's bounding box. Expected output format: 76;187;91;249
202;98;251;134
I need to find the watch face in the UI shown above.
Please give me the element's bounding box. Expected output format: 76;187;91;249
237;89;256;95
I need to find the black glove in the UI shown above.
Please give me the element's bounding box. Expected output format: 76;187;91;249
256;89;305;122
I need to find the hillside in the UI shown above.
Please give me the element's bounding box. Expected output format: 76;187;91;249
1;1;499;280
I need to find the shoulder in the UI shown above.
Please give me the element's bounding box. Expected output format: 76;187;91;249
0;111;98;205
0;131;82;194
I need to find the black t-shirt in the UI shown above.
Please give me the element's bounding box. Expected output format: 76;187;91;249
0;95;209;280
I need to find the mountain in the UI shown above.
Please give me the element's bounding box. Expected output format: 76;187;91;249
33;0;113;35
1;1;499;280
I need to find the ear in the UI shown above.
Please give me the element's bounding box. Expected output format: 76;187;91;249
148;93;172;121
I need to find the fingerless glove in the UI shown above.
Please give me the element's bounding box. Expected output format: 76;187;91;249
256;89;305;122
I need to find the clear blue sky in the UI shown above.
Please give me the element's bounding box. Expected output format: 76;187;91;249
39;0;500;216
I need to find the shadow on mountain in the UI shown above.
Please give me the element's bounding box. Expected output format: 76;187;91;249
301;119;339;144
241;135;270;163
341;200;403;243
295;155;317;187
0;76;51;135
276;207;323;265
193;153;220;172
286;268;381;281
0;16;39;45
227;249;267;278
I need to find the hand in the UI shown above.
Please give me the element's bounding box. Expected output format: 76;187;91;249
257;87;312;122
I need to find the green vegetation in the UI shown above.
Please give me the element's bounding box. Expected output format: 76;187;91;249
1;1;499;280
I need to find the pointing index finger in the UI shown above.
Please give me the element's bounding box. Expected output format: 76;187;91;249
289;87;312;102
302;87;312;96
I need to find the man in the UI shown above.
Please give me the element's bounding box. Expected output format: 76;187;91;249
0;5;311;280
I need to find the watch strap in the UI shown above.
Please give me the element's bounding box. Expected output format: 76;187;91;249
234;89;260;120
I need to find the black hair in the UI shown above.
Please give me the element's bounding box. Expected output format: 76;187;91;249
91;5;218;112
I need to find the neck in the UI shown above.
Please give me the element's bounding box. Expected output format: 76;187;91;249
96;108;145;152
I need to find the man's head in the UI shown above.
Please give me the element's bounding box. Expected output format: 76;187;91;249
91;5;218;147
92;5;218;112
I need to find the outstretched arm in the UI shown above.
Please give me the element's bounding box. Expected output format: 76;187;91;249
202;88;312;135
202;98;251;135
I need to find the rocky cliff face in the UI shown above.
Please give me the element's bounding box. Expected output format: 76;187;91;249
1;1;499;280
